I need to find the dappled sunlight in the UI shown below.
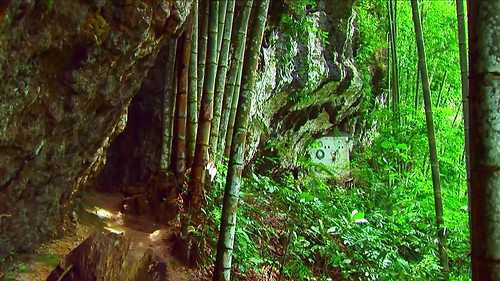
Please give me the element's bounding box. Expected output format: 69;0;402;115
86;205;126;225
91;207;115;220
149;229;167;242
84;200;168;244
77;191;196;279
104;225;125;234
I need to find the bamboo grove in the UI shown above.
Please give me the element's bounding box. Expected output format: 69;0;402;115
384;0;500;279
158;0;269;280
384;0;461;278
153;0;500;279
410;0;450;277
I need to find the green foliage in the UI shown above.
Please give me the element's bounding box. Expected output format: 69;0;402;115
0;252;30;279
199;1;470;280
202;110;470;280
34;254;61;268
280;0;317;41
353;0;387;64
43;0;53;11
351;106;470;280
353;0;387;90
275;0;330;103
395;0;461;108
199;162;268;274
203;151;469;280
348;0;470;279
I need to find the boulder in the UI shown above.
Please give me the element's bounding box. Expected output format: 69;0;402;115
46;231;168;281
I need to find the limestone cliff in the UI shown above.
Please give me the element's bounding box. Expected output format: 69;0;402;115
0;0;380;258
97;0;369;188
0;0;191;257
248;0;363;172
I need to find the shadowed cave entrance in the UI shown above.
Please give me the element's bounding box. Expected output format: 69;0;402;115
93;42;180;224
86;43;197;274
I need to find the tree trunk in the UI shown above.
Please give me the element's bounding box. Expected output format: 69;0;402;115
210;0;235;162
218;2;251;160
413;64;420;117
175;25;193;179
212;0;269;280
389;0;400;122
436;70;447;108
197;0;209;112
386;31;391;111
187;1;199;167
410;0;450;278
455;0;470;194
160;40;178;172
190;0;219;217
468;1;500;279
217;0;228;56
223;63;243;159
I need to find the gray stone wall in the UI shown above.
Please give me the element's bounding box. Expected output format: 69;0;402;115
0;0;191;257
247;0;364;173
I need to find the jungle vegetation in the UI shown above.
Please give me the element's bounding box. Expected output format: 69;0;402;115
154;0;473;279
155;0;496;280
1;0;498;280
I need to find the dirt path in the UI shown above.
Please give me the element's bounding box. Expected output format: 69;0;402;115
0;190;197;281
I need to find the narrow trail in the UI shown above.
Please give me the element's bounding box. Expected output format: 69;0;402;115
0;190;197;281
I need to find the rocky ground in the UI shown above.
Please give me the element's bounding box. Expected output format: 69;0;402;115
0;190;197;281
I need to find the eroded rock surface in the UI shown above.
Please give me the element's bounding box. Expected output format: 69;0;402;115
46;231;169;281
0;0;191;258
97;0;368;183
248;0;364;172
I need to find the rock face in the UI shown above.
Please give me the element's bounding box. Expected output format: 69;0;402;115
97;0;367;188
0;0;377;258
248;0;364;172
0;0;191;258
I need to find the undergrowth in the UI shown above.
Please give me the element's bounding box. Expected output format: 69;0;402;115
197;156;469;280
197;107;470;280
192;2;470;276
